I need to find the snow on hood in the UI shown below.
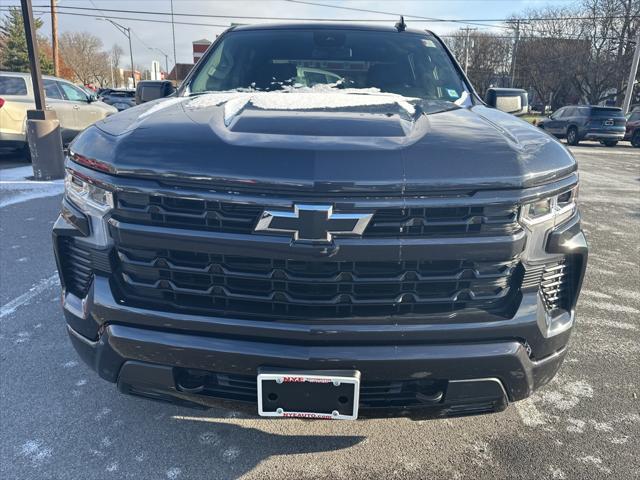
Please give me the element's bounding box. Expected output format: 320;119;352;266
137;97;188;119
185;86;420;126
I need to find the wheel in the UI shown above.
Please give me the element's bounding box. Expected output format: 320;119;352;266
602;140;618;147
632;132;640;148
566;127;579;146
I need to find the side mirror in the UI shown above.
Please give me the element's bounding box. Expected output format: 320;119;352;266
87;93;97;103
135;80;176;105
485;88;528;116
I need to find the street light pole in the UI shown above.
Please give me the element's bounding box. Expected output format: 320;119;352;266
127;30;135;88
622;33;640;115
170;0;178;83
100;18;135;88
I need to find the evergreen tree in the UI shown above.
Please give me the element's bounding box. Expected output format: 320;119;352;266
0;7;53;74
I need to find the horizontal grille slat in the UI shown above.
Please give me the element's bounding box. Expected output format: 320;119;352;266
113;192;521;239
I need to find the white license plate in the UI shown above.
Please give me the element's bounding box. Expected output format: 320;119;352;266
257;370;360;420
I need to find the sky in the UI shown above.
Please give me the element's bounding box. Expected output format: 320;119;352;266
2;0;576;72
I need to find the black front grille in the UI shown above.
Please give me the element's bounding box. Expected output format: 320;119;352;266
112;245;521;320
57;238;93;297
113;192;520;238
173;368;447;409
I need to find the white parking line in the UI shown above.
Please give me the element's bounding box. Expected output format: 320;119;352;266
0;274;60;319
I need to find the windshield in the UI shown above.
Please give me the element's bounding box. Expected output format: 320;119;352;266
590;107;624;118
188;28;468;102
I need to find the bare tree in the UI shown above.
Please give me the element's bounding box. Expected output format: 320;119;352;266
111;44;124;87
59;31;111;86
514;0;640;106
577;0;640;104
444;32;512;95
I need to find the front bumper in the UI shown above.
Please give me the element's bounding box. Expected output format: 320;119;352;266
0;131;27;148
66;316;568;418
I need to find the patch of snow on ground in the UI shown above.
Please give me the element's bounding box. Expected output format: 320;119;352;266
19;440;52;464
0;166;63;208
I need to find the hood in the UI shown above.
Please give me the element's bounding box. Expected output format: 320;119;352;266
72;92;577;194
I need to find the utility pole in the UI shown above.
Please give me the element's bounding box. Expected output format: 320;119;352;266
509;19;523;88
460;27;477;74
170;0;178;83
50;0;59;76
622;32;640;115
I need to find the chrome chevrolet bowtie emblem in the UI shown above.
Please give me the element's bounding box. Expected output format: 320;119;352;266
255;204;373;242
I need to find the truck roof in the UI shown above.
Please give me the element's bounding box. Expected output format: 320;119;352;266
230;22;432;36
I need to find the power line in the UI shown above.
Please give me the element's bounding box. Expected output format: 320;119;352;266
0;6;230;28
2;3;632;24
284;0;510;29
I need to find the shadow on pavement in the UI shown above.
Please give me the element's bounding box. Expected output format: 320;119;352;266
164;416;365;479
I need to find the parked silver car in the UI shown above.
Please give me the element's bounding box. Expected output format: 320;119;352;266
0;71;117;153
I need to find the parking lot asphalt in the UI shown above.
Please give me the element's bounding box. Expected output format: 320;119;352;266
0;143;638;480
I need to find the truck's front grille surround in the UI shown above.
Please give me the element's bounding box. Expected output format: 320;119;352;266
57;238;94;297
113;192;521;238
112;245;522;321
540;261;568;311
522;260;570;312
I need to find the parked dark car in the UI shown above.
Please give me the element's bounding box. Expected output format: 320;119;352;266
537;105;626;146
54;23;587;421
98;88;136;111
624;110;640;147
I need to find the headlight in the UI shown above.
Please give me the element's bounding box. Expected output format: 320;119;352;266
520;186;577;227
64;171;114;215
519;186;578;261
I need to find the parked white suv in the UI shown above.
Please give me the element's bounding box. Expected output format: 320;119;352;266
0;72;117;155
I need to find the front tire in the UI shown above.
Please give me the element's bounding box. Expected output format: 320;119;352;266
632;132;640;148
566;127;579;146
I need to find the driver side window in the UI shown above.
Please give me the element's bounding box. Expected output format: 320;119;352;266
58;82;88;102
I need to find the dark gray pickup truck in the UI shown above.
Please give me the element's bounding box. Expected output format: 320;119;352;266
53;23;587;420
